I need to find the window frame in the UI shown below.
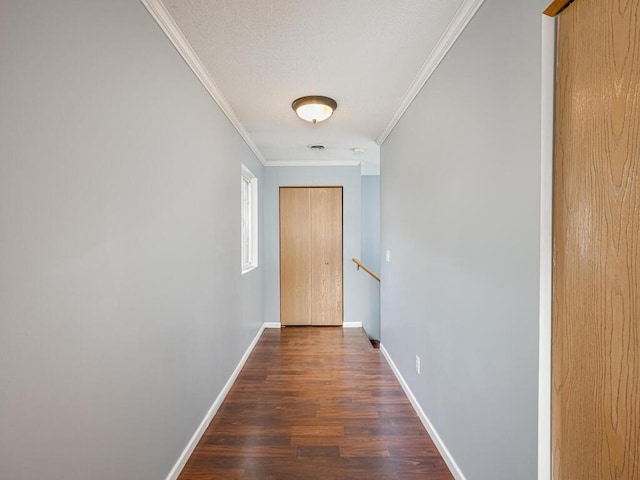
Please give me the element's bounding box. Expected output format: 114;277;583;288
241;164;258;274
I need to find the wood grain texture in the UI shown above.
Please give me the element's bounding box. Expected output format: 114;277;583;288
280;187;343;326
552;0;640;478
178;327;453;480
280;188;312;326
310;187;343;326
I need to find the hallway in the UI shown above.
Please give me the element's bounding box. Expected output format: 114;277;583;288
178;327;453;479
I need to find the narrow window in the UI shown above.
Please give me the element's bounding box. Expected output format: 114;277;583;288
241;164;258;273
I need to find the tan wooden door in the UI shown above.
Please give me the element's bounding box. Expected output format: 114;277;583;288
280;187;312;326
280;187;343;326
550;0;640;478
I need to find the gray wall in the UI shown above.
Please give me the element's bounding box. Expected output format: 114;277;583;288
380;0;545;478
361;175;381;339
0;1;263;479
263;166;367;325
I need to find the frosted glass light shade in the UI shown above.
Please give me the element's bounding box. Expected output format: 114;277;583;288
292;96;337;124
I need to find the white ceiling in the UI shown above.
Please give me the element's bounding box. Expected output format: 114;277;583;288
158;0;467;173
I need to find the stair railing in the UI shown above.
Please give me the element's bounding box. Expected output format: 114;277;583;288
351;258;380;282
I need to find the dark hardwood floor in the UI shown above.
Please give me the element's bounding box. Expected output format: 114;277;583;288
178;327;453;479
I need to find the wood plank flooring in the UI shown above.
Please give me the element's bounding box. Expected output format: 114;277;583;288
178;327;453;480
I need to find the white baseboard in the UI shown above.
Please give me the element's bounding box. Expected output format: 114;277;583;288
263;322;281;328
343;322;363;328
379;344;466;480
165;323;266;480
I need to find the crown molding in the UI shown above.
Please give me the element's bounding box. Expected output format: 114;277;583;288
140;0;267;165
264;160;361;167
376;0;485;145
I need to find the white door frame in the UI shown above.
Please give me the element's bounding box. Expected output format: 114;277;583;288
538;13;556;480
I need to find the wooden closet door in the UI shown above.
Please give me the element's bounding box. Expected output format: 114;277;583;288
280;188;312;326
280;187;343;326
551;0;640;478
310;187;343;326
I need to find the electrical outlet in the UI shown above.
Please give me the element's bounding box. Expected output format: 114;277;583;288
385;250;391;262
415;355;421;374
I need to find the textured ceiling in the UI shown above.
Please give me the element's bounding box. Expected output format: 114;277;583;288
161;0;465;173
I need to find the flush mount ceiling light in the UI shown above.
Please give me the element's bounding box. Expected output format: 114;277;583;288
292;96;337;124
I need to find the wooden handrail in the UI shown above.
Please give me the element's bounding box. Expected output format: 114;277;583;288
352;258;380;282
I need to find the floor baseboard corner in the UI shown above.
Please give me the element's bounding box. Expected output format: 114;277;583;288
165;324;265;480
343;322;363;328
379;344;466;480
